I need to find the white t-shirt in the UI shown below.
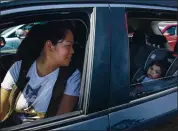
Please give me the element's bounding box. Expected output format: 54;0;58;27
1;60;80;117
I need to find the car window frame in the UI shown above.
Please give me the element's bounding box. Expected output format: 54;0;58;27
0;4;111;131
0;6;90;131
127;8;178;100
108;5;177;112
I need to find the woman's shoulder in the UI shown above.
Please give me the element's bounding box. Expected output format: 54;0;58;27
9;60;22;72
66;69;81;85
69;69;81;80
65;69;81;96
14;60;22;66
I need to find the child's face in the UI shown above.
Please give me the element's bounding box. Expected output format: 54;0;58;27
147;64;162;79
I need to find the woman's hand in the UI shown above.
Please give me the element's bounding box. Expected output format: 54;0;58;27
0;88;11;121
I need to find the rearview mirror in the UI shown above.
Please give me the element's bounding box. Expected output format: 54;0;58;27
0;37;6;48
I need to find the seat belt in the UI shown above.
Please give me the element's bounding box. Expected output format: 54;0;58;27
6;60;76;122
45;66;76;117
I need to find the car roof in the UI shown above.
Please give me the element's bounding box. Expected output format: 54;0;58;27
0;0;177;9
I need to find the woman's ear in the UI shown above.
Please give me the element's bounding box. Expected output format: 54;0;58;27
45;40;54;52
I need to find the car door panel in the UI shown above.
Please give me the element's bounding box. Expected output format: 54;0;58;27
52;115;109;130
109;91;177;131
109;5;178;131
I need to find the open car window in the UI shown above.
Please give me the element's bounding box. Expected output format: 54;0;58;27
127;9;178;101
0;8;91;129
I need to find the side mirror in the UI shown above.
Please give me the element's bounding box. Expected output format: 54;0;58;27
0;37;6;48
15;29;26;39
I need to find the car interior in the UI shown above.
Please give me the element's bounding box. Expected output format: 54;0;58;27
127;9;178;97
0;11;92;128
0;11;90;109
0;8;94;128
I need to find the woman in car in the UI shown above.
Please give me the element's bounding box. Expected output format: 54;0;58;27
0;22;80;125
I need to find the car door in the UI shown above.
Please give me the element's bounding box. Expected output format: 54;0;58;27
0;1;111;130
108;5;178;131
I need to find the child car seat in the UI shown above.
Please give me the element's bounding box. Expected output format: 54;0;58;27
166;56;178;76
131;49;175;84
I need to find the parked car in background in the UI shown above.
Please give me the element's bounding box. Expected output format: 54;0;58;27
0;24;24;53
0;23;41;53
161;24;178;51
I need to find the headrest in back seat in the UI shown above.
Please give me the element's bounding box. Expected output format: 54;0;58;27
132;30;167;49
132;30;146;46
146;34;167;48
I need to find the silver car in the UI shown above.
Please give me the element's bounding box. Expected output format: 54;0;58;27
0;24;25;52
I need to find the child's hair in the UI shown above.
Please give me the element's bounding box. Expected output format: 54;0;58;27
147;60;170;77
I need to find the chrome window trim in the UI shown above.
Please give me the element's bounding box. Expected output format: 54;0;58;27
0;4;108;15
1;3;177;16
82;7;96;114
110;4;177;11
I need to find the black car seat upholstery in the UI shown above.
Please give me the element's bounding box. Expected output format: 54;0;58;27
166;56;178;76
173;70;178;76
174;41;178;53
134;33;167;68
143;49;173;70
131;49;175;84
129;30;147;78
0;54;17;83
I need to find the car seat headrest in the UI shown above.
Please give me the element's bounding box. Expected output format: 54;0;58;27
132;30;167;50
132;30;146;46
146;34;167;48
144;49;174;70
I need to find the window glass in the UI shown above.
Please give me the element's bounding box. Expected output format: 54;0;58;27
164;26;176;35
128;16;178;100
0;22;48;54
130;76;178;99
0;26;17;36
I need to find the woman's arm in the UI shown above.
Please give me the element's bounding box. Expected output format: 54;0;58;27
0;88;11;120
56;70;80;115
57;94;78;115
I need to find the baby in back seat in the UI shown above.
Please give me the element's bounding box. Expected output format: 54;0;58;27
137;60;169;83
130;60;170;97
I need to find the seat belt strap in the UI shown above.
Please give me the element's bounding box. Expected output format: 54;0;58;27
45;66;76;117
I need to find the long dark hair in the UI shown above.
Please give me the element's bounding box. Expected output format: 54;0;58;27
17;21;75;61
